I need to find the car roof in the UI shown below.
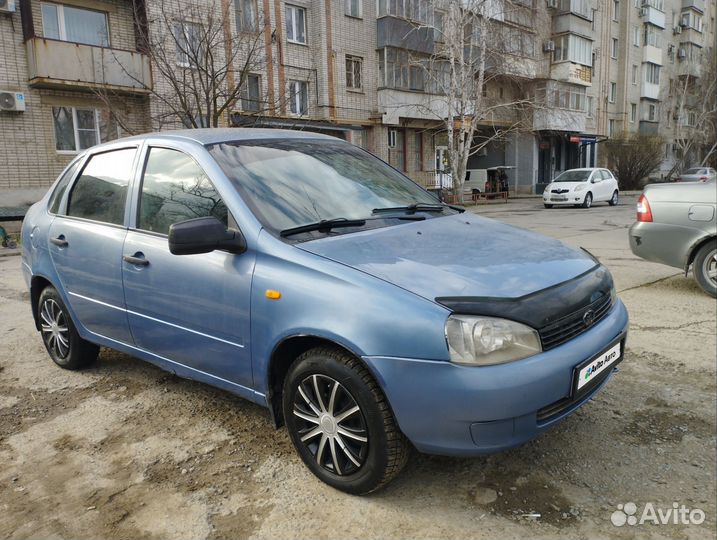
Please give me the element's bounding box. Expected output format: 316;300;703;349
96;128;340;149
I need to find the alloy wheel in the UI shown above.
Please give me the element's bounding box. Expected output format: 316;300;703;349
703;249;717;286
292;374;369;475
40;299;70;359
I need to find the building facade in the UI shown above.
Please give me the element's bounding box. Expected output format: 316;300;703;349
1;0;714;194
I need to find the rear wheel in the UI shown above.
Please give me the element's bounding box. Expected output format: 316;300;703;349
608;190;619;206
283;346;409;494
693;241;717;298
581;192;593;208
38;287;99;370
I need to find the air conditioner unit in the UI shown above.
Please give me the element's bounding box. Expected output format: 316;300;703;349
543;40;556;52
546;0;558;9
0;90;25;112
0;0;17;13
677;47;687;59
673;25;682;34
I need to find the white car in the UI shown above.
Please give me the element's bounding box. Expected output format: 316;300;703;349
543;168;619;209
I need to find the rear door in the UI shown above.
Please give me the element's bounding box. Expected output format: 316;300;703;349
48;147;138;343
121;145;255;389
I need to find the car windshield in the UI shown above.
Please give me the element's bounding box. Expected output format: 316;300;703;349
683;168;701;174
553;170;592;182
208;139;451;234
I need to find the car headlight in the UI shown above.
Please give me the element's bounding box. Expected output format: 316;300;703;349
445;315;542;366
574;184;587;192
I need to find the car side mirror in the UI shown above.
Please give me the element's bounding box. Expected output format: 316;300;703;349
168;216;247;256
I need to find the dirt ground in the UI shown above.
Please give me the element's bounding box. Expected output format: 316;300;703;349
0;195;715;539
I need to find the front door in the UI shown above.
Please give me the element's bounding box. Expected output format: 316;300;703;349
48;147;137;344
435;146;452;189
121;146;254;389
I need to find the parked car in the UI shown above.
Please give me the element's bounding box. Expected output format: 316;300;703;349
677;167;717;183
543;168;620;209
629;181;717;297
22;129;629;494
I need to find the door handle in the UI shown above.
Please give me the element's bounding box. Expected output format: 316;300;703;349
50;235;68;247
123;254;150;266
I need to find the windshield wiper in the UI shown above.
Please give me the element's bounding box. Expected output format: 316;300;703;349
372;203;446;215
280;218;367;237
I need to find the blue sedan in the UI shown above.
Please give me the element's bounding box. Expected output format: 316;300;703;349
21;129;628;494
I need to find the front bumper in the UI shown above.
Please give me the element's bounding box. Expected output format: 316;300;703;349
363;299;629;456
543;192;585;205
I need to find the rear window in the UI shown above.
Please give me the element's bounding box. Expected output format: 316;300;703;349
67;148;136;225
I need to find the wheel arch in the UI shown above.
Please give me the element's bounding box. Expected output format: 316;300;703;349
685;234;717;275
30;275;55;331
265;334;375;428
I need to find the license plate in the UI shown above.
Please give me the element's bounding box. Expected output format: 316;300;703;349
552;196;567;201
574;341;622;393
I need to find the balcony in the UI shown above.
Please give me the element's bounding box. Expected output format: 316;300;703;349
378;89;449;125
550;62;593;87
533;108;586;132
638;121;659;135
680;28;704;46
552;13;593;36
682;0;705;12
640;6;666;29
25;38;152;94
377;17;434;55
643;45;663;65
641;81;660;100
677;61;702;78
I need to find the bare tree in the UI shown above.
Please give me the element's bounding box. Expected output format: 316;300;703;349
393;0;536;198
664;59;717;177
96;0;270;131
604;134;664;190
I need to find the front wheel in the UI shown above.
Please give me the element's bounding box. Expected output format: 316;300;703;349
608;190;619;206
693;241;717;298
581;192;593;208
38;286;99;369
283;347;409;494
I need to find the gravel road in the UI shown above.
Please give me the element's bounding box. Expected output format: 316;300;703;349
0;195;715;539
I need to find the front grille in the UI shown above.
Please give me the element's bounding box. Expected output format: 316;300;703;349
539;293;612;350
551;188;569;194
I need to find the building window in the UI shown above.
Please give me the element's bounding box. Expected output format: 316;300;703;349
608;119;616;136
174;22;203;67
612;0;619;21
345;0;361;18
644;24;662;48
286;5;307;44
388;128;405;170
52;107;118;153
414;131;422;171
611;38;618;58
630;103;637;122
609;82;617;102
345;55;363;90
553;34;593;67
643;0;664;10
41;2;109;47
632;64;638;84
241;74;262;112
586;95;594;117
632;25;639;46
645;62;660;84
288;80;308;115
558;0;593;21
378;0;432;24
235;0;258;32
647;103;657;121
388;129;397;148
680;11;703;32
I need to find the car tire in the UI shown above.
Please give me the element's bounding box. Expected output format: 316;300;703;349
608;190;619;206
581;192;593;208
38;286;99;370
544;204;553;209
693;241;717;298
283;346;409;494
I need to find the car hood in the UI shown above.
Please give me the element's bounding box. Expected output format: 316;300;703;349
547;182;589;191
297;213;598;301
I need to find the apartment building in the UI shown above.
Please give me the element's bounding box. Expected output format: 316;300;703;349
1;0;714;194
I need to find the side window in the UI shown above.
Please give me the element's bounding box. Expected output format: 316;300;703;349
67;148;136;225
601;170;612;180
590;171;600;182
48;160;81;214
138;147;228;235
